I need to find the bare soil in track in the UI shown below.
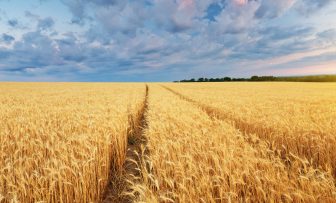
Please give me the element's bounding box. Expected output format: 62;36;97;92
102;85;149;203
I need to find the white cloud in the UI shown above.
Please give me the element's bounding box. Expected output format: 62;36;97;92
0;0;335;81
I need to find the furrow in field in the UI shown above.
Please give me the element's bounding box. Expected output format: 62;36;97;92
161;85;336;180
102;85;150;203
131;84;336;202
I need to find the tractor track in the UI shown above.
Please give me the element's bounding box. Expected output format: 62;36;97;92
102;84;149;203
160;85;334;180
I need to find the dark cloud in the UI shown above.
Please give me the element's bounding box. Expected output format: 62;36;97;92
316;29;336;46
61;0;127;24
37;17;55;30
228;25;318;61
296;0;333;15
1;34;15;44
255;1;295;19
24;12;55;31
13;31;58;67
7;19;18;27
25;11;40;20
259;26;314;40
317;29;336;40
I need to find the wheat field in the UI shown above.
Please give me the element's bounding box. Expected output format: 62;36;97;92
1;82;336;202
163;83;336;177
0;83;146;203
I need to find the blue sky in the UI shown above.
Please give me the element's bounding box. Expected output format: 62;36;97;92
0;0;335;81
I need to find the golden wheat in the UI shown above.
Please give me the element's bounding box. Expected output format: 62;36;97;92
0;83;146;203
1;82;336;202
164;82;336;177
130;84;336;202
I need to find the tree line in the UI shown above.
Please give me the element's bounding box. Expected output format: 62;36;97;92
175;75;336;82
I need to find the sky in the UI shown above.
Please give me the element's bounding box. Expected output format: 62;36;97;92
0;0;336;81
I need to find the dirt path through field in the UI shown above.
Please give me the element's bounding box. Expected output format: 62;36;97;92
102;85;149;203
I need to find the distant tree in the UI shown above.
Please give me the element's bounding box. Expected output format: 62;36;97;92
177;74;336;83
251;76;276;81
223;77;231;81
233;78;248;81
251;76;259;81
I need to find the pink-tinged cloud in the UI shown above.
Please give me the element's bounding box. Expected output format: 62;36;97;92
270;61;336;76
178;0;194;10
240;47;336;70
266;47;336;66
233;0;248;6
172;0;197;30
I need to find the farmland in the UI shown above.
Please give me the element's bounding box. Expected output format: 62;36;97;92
1;82;336;202
0;83;146;203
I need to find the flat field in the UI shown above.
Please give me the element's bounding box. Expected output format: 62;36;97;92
0;82;335;202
